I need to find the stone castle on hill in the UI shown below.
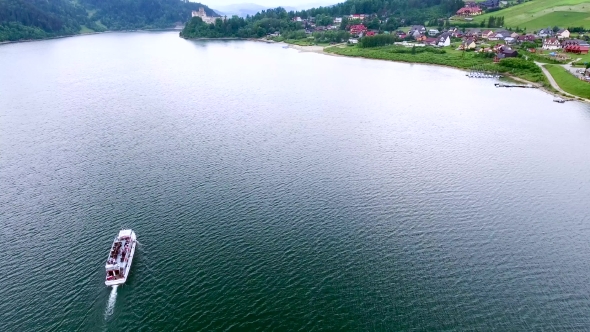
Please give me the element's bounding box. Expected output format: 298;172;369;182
192;7;220;24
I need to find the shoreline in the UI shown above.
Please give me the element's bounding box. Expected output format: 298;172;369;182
285;43;583;103
0;28;183;46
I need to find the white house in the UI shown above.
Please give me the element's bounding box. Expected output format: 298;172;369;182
438;33;451;47
334;17;342;23
556;29;570;39
428;29;439;36
542;38;561;50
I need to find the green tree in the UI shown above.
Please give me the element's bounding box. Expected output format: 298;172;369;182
340;17;349;30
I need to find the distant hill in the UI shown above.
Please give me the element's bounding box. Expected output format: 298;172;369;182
472;0;590;31
213;2;334;17
213;3;269;17
0;0;216;42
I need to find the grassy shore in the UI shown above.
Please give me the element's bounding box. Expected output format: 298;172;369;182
324;45;549;86
544;65;590;99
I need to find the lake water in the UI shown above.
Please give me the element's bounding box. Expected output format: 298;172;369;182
2;31;590;331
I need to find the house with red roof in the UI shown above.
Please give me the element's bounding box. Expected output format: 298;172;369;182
349;24;368;36
456;6;482;16
564;45;589;54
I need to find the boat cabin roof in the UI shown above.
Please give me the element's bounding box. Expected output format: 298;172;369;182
118;229;133;238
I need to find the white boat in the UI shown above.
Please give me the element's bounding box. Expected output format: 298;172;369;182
105;229;137;286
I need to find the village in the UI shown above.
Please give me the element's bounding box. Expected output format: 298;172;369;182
277;0;590;86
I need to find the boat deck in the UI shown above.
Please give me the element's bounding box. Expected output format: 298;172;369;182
107;237;132;268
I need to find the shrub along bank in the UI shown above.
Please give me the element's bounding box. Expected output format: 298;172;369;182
324;45;549;85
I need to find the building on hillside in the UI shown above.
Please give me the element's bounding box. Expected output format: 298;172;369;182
366;31;377;36
481;30;494;39
496;45;518;58
564;45;589;54
428;29;440;36
349;14;367;21
438;33;451;47
562;39;590;47
334;17;342;23
562;39;590;54
479;0;500;9
409;30;423;40
465;28;482;38
424;37;438;46
192;7;220;24
542;38;561;50
517;34;538;43
415;34;427;42
349;24;368;36
452;31;464;38
408;25;426;34
538;28;553;38
293;17;302;22
456;6;482;16
494;30;511;40
556;29;570;39
460;39;476;50
504;36;515;44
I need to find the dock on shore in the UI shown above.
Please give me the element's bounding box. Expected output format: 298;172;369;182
494;83;537;88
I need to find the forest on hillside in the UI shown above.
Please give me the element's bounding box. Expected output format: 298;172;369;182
0;0;216;41
181;0;466;39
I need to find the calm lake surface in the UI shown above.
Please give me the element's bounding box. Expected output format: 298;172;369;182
2;31;590;331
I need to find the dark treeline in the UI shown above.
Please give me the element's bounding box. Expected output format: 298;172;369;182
181;0;466;39
0;0;88;40
0;0;215;41
481;16;504;28
82;0;217;30
567;27;586;33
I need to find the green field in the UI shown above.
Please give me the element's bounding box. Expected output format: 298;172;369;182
473;0;590;30
518;11;589;30
545;64;590;98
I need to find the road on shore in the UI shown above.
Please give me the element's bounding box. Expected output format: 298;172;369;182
535;61;589;102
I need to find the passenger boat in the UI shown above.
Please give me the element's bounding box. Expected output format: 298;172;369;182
105;229;137;286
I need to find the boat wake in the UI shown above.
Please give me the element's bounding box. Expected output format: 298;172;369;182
104;285;118;318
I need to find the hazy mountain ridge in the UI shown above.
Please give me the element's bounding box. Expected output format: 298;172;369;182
213;2;334;17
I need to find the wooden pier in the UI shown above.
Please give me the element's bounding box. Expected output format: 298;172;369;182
494;83;537;88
